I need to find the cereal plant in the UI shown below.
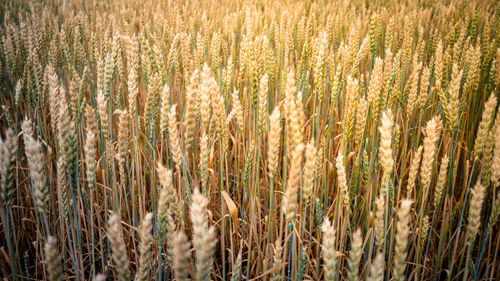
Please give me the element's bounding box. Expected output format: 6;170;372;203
0;0;500;280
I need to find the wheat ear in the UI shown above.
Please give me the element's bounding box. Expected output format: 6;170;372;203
0;129;16;207
135;213;153;281
336;151;350;207
258;74;269;133
191;188;218;281
168;104;184;173
474;94;497;158
303;140;317;204
283;143;305;221
23;124;48;214
172;230;191;281
107;213;130;281
270;239;283;281
267;107;282;179
406;146;423;195
199;134;210;193
367;252;384;281
420;117;442;188
434;154;450;209
466;181;485;246
159;85;171;134
44;236;64;281
347;229;363;281
184;69;199;148
156;163;182;236
393;200;412;281
378;109;394;175
321;218;338;281
117;110;129;184
56;155;70;218
490;107;500;185
375;195;385;250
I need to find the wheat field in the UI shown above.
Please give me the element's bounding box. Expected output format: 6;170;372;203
0;0;500;280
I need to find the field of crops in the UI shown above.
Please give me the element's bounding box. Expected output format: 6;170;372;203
1;0;500;280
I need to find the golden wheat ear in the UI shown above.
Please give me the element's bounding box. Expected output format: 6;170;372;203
168;104;184;173
420;117;442;188
270;239;283;281
336;150;350;208
434;154;450;210
283;143;305;221
466;180;485;246
379;109;394;176
474;94;497;159
393;200;412;281
267;107;282;180
302;140;317;204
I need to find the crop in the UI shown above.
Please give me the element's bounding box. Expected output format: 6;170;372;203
0;0;500;280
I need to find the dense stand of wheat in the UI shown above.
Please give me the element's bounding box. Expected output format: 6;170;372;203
1;0;500;280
